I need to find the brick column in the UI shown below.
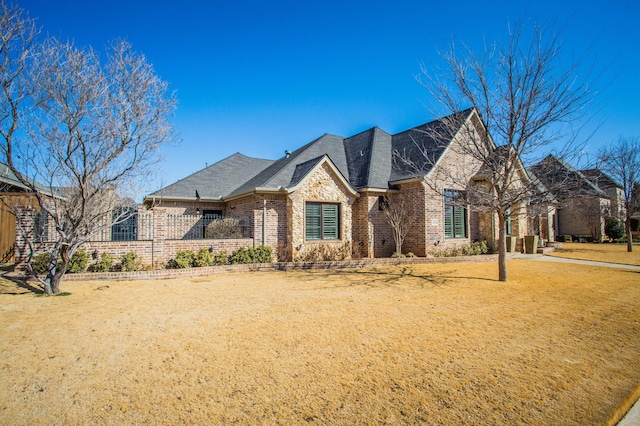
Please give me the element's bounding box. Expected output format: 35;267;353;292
151;208;167;268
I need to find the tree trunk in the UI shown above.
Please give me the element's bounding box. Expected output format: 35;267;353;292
626;216;633;253
50;269;64;294
498;213;508;282
394;229;403;255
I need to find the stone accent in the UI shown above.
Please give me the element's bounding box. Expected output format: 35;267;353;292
288;162;355;260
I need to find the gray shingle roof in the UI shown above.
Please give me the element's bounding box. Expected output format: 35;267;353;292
530;155;609;199
147;110;476;200
147;153;274;199
228;134;348;197
0;162;56;197
580;169;622;190
390;109;474;181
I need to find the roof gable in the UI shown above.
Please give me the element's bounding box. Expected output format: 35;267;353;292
390;109;475;182
580;169;622;190
228;134;349;197
287;155;357;196
530;155;608;198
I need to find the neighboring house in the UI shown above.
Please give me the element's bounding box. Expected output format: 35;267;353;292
145;109;531;260
0;163;55;263
580;169;625;220
530;156;617;241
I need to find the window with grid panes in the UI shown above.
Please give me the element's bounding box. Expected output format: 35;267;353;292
305;202;340;240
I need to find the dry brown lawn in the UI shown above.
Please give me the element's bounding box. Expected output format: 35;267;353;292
550;242;640;266
1;259;639;425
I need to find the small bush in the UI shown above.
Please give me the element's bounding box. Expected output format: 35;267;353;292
432;241;488;258
406;252;416;258
30;252;51;275
89;252;114;272
172;250;196;269
230;247;253;264
67;249;89;273
120;251;142;272
391;252;406;258
205;217;243;239
605;217;625;240
294;242;352;262
275;242;290;262
213;250;229;265
462;240;489;256
253;245;273;263
229;245;274;264
194;248;215;267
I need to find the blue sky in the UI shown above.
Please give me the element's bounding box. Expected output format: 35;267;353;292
17;0;640;200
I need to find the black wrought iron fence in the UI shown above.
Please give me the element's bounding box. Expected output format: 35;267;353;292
166;214;250;240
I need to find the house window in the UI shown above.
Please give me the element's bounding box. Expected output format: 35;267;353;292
444;190;467;238
305;202;340;240
111;207;137;241
378;195;389;211
34;211;49;243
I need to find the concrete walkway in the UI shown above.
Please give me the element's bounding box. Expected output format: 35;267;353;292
516;253;640;425
515;253;640;271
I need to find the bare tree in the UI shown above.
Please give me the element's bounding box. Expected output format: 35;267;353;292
0;2;177;294
597;137;640;252
402;22;595;281
380;195;411;255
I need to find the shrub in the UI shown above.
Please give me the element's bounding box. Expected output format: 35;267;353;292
294;242;351;262
213;250;229;265
205;217;243;239
406;252;416;258
462;240;489;256
253;245;273;263
30;252;51;275
230;247;253;264
67;249;89;273
194;248;215;267
172;250;196;269
276;242;290;262
120;251;142;272
89;252;114;272
605;217;625;240
229;246;274;264
432;241;488;258
391;252;406;258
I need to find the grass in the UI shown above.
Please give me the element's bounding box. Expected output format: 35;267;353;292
550;242;640;266
0;259;639;425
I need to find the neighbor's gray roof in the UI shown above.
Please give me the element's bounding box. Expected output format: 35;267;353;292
147;153;274;199
580;169;622;190
0;163;57;197
147;109;476;200
530;155;608;199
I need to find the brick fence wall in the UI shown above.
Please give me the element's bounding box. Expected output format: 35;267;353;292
14;206;254;269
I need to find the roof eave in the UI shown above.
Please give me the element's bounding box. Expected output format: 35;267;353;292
389;176;423;186
143;195;224;203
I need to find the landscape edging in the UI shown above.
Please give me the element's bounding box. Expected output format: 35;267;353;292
55;253;513;281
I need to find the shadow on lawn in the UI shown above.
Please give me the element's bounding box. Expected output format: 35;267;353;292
0;269;44;295
303;265;498;290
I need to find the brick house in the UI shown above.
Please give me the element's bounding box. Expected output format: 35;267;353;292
145;109;526;261
530;155;622;241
